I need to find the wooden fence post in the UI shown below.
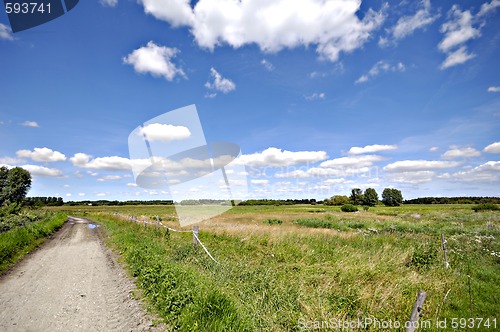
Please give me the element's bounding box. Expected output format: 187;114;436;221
406;290;426;332
441;234;450;269
193;226;199;248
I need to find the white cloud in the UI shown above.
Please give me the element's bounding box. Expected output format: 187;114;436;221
384;160;461;172
305;92;325;101
355;60;405;83
237;147;327;167
488;86;500;92
139;123;191;142
70;153;133;171
477;0;500;17
320;155;385;168
389;171;435;184
100;0;117;7
261;59;274;71
440;46;475;70
275;166;371;179
21;165;63;177
348;144;397;155
429;146;439;152
78;193;86;196
448;161;500;182
123;41;186;81
21;121;39;128
138;0;194;27
97;175;123;182
436;1;499;69
136;0;386;62
0;23;13;41
484;142;500;153
251;179;269;185
0;157;20;164
441;146;480;159
16;147;66;162
391;0;439;40
127;183;138;187
205;68;236;95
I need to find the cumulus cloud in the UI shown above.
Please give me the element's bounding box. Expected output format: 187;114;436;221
139;123;191;142
70;153;133;171
16;147;66;162
205;68;236;95
448;161;500;182
21;165;63;177
384;160;461;172
355;60;405;83
391;0;439;40
0;23;13;41
275;166;371;179
123;41;186;81
438;1;500;69
135;0;386;62
251;179;269;185
320;155;385;168
21;121;39;128
441;146;480;159
484;142;500;153
488;86;500;92
389;171;435;184
348;144;397;155
237;147;327;167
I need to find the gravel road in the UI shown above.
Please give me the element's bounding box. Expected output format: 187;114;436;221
0;216;158;331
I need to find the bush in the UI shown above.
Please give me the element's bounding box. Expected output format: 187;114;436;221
472;203;499;212
263;218;283;225
341;204;358;212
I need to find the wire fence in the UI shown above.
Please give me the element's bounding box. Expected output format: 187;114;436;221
111;212;219;264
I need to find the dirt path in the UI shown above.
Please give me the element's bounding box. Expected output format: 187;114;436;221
0;217;158;331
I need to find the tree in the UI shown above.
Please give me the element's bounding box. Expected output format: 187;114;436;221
382;188;403;206
363;188;379;206
350;188;363;205
0;167;32;206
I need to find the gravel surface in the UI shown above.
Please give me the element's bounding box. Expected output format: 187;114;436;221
0;216;160;331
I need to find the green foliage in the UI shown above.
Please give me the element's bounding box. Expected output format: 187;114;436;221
350;188;363;205
382;188;403;206
363;188;379;206
324;195;349;206
263;218;283;225
293;218;335;229
406;243;438;270
341;204;358;212
472;203;499;212
0;212;67;274
0;167;31;206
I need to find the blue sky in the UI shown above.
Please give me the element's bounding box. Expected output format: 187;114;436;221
1;0;499;202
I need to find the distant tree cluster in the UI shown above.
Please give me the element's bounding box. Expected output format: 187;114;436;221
382;188;403;206
65;200;174;206
324;187;403;207
404;197;500;204
238;199;317;206
25;197;64;207
0;166;32;207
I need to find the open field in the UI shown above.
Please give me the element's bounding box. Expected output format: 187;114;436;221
49;204;500;331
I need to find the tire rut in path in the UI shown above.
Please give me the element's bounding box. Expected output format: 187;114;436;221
0;216;158;331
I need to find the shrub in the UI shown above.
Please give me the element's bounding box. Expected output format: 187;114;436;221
341;204;358;212
472;203;499;212
263;218;283;225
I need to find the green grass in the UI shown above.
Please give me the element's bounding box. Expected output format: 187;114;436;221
61;205;499;331
0;211;67;274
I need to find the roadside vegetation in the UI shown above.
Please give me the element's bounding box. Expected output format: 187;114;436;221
0;167;68;274
53;203;499;331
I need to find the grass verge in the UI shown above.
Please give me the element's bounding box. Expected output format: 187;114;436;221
0;211;67;274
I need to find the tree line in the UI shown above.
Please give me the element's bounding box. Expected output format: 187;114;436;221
324;188;403;207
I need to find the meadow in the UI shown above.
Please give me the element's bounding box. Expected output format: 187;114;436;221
50;204;499;331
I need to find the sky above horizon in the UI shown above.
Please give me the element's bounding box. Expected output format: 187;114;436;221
1;0;499;202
